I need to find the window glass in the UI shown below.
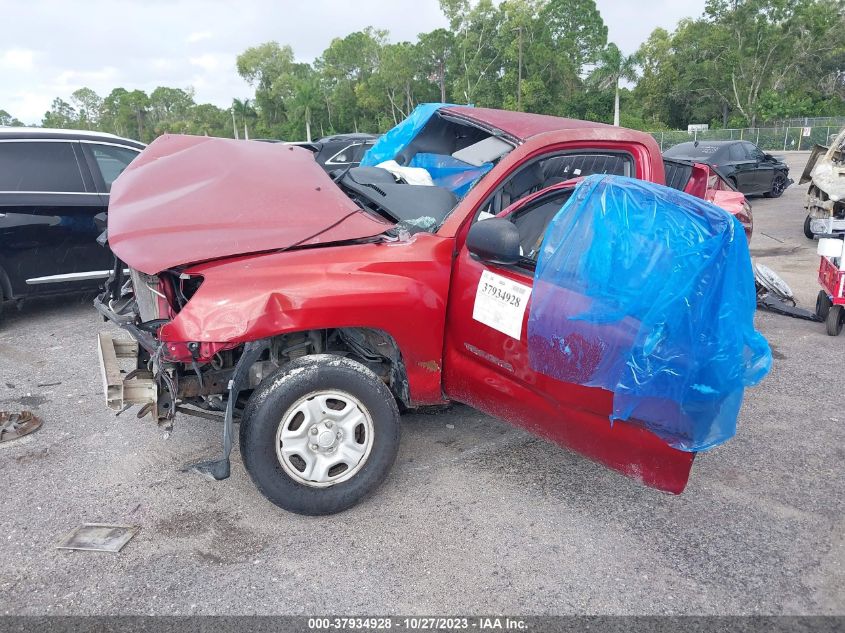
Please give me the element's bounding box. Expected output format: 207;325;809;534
351;142;373;163
90;144;139;191
482;151;633;216
663;160;693;191
745;143;764;161
540;153;632;183
510;190;574;264
729;144;746;161
329;147;351;164
0;141;85;192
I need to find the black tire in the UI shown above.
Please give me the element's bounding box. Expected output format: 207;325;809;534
804;215;816;240
826;305;844;336
240;354;400;515
765;173;787;198
816;291;832;320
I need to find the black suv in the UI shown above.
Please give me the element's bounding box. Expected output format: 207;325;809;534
0;128;144;318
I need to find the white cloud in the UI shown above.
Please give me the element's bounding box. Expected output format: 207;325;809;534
186;31;212;44
0;48;36;71
188;54;221;72
150;57;174;71
6;92;51;119
55;67;119;89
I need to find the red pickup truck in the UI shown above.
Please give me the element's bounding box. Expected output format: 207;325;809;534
96;105;752;515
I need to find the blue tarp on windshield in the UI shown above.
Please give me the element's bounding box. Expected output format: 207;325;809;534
360;103;452;167
527;174;771;451
361;103;489;197
409;153;492;197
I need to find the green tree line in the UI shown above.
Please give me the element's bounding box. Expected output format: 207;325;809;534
4;0;843;143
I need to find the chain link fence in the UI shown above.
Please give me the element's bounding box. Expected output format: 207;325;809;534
652;125;844;153
764;116;845;128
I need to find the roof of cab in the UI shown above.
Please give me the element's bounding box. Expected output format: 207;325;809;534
442;106;616;142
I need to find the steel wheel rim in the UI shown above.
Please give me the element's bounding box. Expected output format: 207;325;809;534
275;389;375;488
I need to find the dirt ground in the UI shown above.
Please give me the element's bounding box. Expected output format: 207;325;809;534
1;151;842;615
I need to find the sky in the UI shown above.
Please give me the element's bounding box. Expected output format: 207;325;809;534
0;0;706;125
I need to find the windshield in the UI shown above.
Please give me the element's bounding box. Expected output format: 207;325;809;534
664;142;723;160
331;104;516;234
337;166;458;233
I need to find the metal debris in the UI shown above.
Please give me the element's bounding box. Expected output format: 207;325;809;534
0;410;42;444
56;524;139;553
754;262;822;322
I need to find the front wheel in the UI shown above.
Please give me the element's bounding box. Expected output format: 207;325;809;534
240;354;400;515
826;305;844;336
765;174;787;198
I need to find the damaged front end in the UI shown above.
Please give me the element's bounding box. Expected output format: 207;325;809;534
94;260;414;480
94;264;241;427
93;266;292;480
96;253;294;480
803;129;845;237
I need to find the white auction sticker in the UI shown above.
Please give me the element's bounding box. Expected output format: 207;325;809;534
472;270;532;339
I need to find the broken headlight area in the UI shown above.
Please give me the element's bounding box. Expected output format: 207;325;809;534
96;263;218;359
95;262;240;425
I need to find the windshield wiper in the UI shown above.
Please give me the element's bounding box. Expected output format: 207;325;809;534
332;163;354;183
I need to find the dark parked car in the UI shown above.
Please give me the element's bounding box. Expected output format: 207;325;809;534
0;128;143;318
664;140;791;198
284;133;378;170
313;132;378;168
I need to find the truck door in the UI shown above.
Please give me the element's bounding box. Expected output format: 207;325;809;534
442;176;695;494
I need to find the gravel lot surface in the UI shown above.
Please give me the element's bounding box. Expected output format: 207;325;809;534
0;151;842;615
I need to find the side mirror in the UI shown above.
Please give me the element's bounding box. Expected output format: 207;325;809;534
466;218;521;265
764;153;774;161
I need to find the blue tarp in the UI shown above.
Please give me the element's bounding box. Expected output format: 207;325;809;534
360;103;451;167
527;174;771;451
360;103;489;197
409;153;492;197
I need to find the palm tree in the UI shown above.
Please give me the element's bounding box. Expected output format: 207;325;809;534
290;76;322;142
232;98;256;139
592;43;639;127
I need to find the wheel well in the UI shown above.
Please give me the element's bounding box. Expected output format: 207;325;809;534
176;328;413;411
267;328;411;407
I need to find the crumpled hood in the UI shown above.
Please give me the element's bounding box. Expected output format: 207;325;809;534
108;134;390;274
